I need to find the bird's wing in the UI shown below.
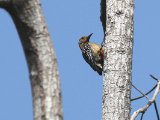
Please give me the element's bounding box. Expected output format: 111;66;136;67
88;43;101;54
82;45;102;75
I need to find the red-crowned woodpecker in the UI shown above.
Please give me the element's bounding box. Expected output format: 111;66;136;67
78;33;103;75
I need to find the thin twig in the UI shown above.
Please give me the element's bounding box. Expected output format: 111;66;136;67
131;84;157;101
150;75;159;82
153;101;160;120
140;112;144;120
130;82;160;120
131;83;149;100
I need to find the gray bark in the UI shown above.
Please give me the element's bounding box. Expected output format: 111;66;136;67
0;0;63;120
101;0;134;120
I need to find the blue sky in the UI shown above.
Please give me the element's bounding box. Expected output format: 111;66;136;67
0;0;160;120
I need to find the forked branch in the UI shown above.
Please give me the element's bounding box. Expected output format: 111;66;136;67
131;81;160;120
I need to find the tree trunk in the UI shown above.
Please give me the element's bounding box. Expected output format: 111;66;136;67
0;0;63;120
101;0;134;120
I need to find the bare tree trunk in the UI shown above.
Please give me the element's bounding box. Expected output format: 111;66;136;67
0;0;63;120
101;0;134;120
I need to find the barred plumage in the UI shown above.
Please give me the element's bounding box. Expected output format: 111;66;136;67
78;33;103;75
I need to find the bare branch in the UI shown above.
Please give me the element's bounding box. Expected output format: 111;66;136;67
131;84;157;101
131;83;149;100
150;75;159;82
4;1;63;120
130;82;160;120
153;101;160;120
140;113;144;120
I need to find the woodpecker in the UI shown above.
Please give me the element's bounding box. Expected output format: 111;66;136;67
78;33;104;75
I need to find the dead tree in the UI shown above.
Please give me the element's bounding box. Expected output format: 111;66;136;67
101;0;134;119
0;0;63;120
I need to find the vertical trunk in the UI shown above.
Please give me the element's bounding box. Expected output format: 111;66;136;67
1;0;63;120
102;0;134;120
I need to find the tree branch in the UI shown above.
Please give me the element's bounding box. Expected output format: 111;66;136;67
131;75;158;101
131;84;157;101
3;0;63;120
153;101;160;120
150;74;159;82
131;83;149;100
140;113;144;120
130;81;160;120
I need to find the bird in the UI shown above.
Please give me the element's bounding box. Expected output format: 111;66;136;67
78;33;104;75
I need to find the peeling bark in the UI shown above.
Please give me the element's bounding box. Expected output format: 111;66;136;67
102;0;134;120
0;0;63;120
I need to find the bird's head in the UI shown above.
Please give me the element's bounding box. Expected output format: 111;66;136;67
78;33;93;44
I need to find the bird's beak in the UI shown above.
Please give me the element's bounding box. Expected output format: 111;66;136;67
87;33;93;40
